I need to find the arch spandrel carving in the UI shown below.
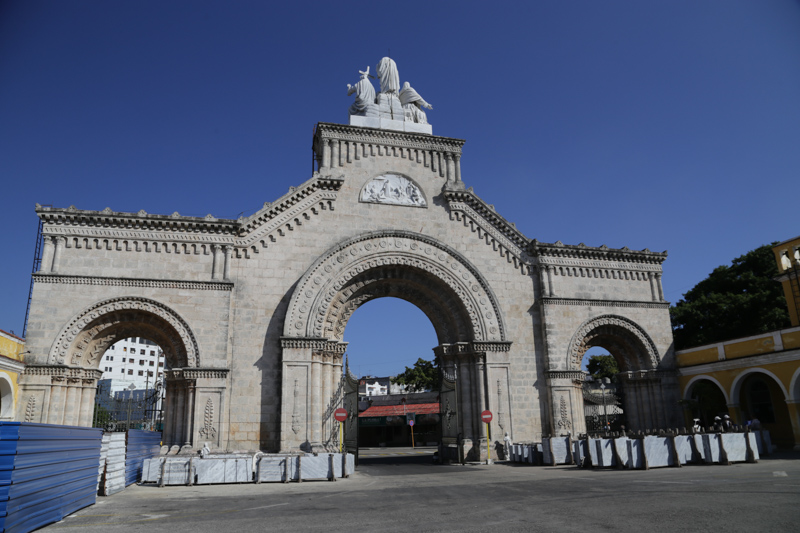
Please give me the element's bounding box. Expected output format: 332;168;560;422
566;314;659;372
284;231;506;343
48;296;200;369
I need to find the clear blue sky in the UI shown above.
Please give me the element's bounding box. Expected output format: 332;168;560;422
2;1;799;377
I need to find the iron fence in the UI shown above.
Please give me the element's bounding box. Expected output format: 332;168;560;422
93;383;164;432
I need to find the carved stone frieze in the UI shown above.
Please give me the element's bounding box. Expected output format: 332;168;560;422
315;122;464;154
23;365;104;380
283;231;506;343
542;298;670;310
546;370;586;383
198;398;217;439
34;274;233;291
360;173;426;207
280;338;347;354
529;240;667;265
48;297;200;369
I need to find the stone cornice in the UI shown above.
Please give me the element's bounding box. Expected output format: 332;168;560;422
435;341;512;356
546;370;586;382
529;240;667;265
443;188;531;274
541;297;670;309
34;274;233;291
236;175;344;249
0;355;25;373
36;204;238;236
22;364;103;380
315;122;465;154
280;337;348;353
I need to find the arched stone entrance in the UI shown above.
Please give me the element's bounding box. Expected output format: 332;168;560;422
21;296;227;450
548;314;676;435
280;231;510;456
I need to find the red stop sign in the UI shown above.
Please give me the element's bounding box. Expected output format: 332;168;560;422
481;410;493;423
334;408;348;422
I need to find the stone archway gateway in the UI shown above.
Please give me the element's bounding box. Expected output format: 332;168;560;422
18;57;680;454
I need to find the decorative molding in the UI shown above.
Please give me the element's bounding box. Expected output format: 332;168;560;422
566;314;660;372
280;338;348;354
34;274;233;291
291;379;301;435
360;173;427;208
182;368;229;380
24;396;37;423
546;370;586;382
529;239;667;265
443;189;531;274
536;256;662;272
198;398;217;439
36;204;238;236
315;122;465;154
236;175;344;251
48;297;200;368
283;231;507;343
22;365;103;379
557;395;572;430
542;298;670;310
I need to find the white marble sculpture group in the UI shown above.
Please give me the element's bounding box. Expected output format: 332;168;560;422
348;57;433;131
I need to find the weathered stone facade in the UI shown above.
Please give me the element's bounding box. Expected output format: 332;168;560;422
18;121;680;452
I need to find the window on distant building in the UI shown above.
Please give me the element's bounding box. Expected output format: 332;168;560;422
148;371;154;377
138;370;144;376
150;350;155;356
158;362;164;367
110;356;113;361
120;369;124;374
128;369;133;375
138;349;143;355
123;347;127;352
149;361;154;366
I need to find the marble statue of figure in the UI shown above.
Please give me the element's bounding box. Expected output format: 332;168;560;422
347;66;376;117
399;82;433;124
376;57;400;94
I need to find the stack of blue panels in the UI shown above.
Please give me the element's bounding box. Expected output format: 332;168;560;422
0;422;102;533
124;430;161;486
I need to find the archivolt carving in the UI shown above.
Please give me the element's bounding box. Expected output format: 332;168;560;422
284;231;506;343
48;296;200;369
567;314;659;372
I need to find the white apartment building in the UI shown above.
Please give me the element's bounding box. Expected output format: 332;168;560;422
99;337;165;393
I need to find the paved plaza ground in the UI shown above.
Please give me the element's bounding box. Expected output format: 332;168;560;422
44;447;800;532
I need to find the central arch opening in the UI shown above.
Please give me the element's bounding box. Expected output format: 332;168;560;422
344;297;440;460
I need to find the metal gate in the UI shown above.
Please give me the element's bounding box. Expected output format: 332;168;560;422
93;383;164;432
343;359;359;464
439;366;460;463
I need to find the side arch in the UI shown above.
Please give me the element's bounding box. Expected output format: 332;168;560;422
283;230;507;343
683;374;731;404
730;368;789;405
48;296;201;369
566;314;660;372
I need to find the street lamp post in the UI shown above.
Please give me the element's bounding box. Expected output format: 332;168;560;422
600;377;610;433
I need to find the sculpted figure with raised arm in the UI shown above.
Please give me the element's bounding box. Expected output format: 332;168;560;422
347;66;377;117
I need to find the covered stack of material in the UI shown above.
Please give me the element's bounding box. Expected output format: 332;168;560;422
0;422;102;533
98;433;126;496
124;430;161;486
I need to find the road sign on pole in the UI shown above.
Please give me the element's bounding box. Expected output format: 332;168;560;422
334;408;348;453
481;410;493;423
481;410;493;464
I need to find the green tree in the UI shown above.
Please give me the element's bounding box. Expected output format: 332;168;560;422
391;358;439;392
670;244;790;350
587;354;620;382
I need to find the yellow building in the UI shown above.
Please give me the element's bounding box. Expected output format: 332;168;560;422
676;236;800;450
0;329;26;421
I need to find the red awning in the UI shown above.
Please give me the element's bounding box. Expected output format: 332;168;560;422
359;403;439;417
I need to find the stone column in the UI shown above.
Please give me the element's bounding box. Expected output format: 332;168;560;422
63;378;81;426
174;382;186;448
648;272;657;301
655;273;665;301
474;354;488;447
457;358;474;442
223;246;231;280
444;153;453;182
162;383;174;446
310;352;322;448
454;154;462;183
183;380;196;449
51;236;65;273
78;378;97;427
40;236;55;273
546;266;555;297
212;245;222;280
331;140;340;168
47;376;66;425
320;139;330;170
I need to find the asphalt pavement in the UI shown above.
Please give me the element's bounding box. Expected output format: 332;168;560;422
43;448;800;533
